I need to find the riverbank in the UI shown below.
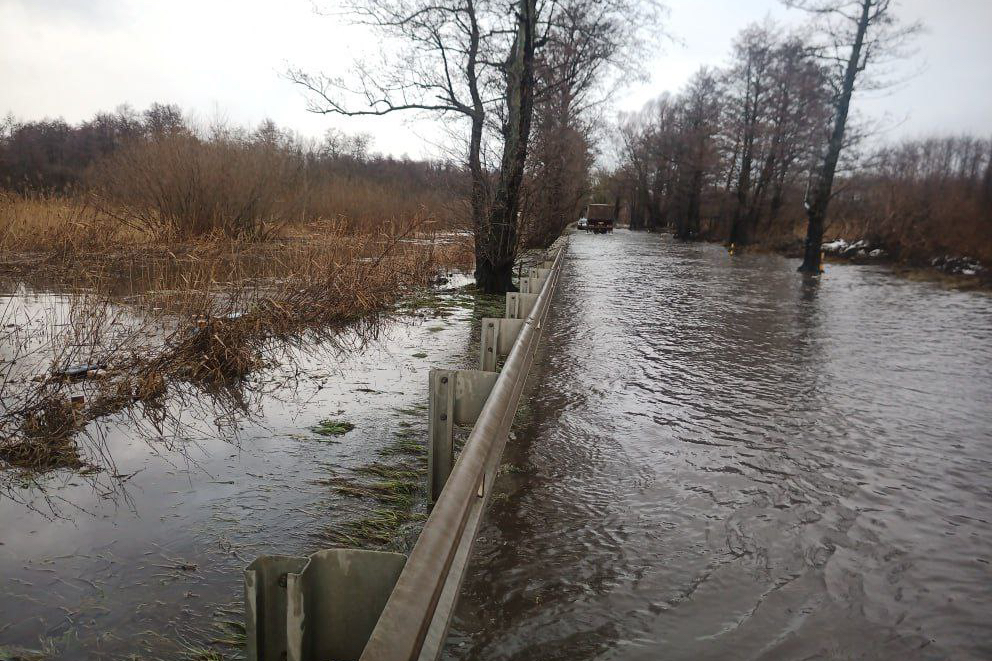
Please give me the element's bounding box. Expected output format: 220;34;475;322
683;225;992;289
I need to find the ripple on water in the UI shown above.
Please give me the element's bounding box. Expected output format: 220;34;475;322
448;231;992;661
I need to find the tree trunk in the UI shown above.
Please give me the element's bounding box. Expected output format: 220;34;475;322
745;147;778;236
477;0;538;294
799;0;871;273
729;73;757;245
683;167;703;238
983;142;992;202
464;0;492;290
469;110;487;278
729;145;753;245
768;154;790;228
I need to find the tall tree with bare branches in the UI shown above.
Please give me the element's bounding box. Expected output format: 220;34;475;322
287;0;500;281
290;0;662;292
785;0;920;273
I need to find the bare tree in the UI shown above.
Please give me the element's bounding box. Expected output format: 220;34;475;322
725;24;776;246
287;0;499;279
482;0;663;289
785;0;920;273
676;68;721;239
478;0;538;292
289;0;662;292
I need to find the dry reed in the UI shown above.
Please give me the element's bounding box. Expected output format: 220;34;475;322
0;216;472;476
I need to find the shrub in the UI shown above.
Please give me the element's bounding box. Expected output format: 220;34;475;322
88;132;303;240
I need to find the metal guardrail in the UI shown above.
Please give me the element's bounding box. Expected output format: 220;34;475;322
245;245;565;661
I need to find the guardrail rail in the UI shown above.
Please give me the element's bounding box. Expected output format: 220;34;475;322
245;244;566;661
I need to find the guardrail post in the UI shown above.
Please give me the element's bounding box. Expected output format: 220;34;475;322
480;320;499;371
528;268;551;290
245;550;406;661
246;555;308;661
286;550;406;661
479;318;524;372
428;369;455;502
505;292;539;319
428;368;499;500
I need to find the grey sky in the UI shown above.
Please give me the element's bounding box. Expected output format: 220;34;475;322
2;0;990;159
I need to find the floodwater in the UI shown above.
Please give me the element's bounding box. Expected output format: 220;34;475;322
0;274;481;659
448;230;992;660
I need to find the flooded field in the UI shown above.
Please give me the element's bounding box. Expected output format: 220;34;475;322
448;230;992;660
0;264;489;659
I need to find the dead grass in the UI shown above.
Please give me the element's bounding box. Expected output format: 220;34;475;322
0;212;473;477
0;191;144;255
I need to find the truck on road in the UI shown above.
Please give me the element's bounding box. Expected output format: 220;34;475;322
583;204;615;234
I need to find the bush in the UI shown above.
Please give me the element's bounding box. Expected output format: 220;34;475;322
88;132;303;239
2;105;469;247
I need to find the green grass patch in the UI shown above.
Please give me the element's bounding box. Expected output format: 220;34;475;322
397;292;456;318
357;463;420;481
311;419;355;437
331;477;419;508
323;507;427;548
398;284;505;323
382;435;427;459
394;404;425;417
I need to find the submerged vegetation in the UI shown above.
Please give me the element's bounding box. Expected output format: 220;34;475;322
311;419;356;437
0;224;470;479
319;403;431;550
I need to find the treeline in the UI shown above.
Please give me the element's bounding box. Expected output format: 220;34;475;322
607;22;992;263
0;103;464;239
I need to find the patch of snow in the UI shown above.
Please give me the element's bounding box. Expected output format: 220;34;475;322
933;255;984;276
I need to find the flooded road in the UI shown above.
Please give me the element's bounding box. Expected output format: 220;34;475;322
449;230;992;660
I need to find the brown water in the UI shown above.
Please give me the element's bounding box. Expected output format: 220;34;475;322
448;230;992;660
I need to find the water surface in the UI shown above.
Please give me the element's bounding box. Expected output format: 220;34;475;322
449;230;992;660
0;276;479;659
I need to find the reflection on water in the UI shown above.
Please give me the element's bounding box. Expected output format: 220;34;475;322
448;231;992;660
0;277;478;659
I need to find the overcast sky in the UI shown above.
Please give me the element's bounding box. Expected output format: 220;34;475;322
2;0;990;159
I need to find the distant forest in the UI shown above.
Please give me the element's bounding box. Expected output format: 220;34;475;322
602;22;992;265
0;103;465;238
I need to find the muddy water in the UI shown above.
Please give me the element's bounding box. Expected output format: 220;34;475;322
0;277;480;659
449;231;992;660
